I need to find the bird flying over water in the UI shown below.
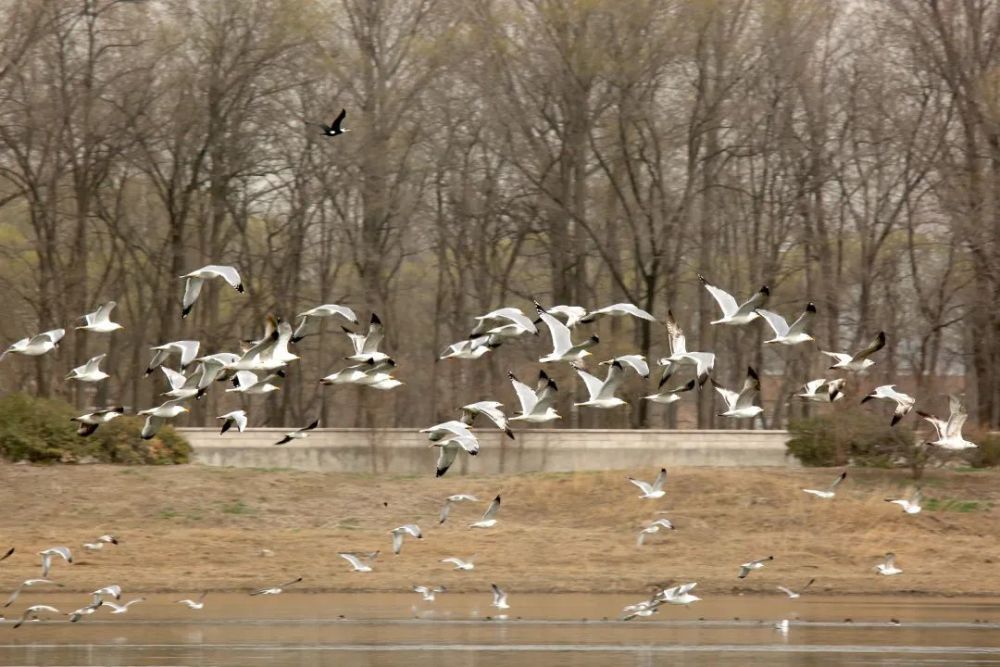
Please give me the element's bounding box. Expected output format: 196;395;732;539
777;579;815;599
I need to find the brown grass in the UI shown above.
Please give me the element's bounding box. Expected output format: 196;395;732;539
1;463;998;596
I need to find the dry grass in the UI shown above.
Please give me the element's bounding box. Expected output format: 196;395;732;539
2;463;998;596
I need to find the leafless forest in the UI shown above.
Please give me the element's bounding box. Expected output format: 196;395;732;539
0;0;997;431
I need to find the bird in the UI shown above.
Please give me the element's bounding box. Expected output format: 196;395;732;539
579;303;655;324
1;328;64;361
138;399;190;440
539;305;588;328
160;365;207;399
470;494;501;528
491;583;510;610
414;585;445;602
12;604;60;629
600;354;649;378
3;579;63;608
774;619;790;633
390;524;423;555
862;385;916;426
83;542;106;552
250;576;303;595
217;410;248;434
38;546;72;578
320;358;397;385
339;552;379;572
572;360;627;409
660;582;700;605
230;319;299;371
441;556;475;571
68;599;103;623
72;406;125;436
699;275;770;326
637;518;675;546
145;340;200;375
796;378;846;403
318;108;348;136
176;592;207;610
508;370;561;423
104;598;144;614
460;401;514;439
76;301;123;332
627;468;668;499
91;584;122;602
421;419;477;444
440;335;501;360
886;489;922;514
469;307;538;338
738;555;774;578
916;395;976;449
343;313;389;363
534;300;599;363
802;471;847;499
432;437;480;478
226;369;284;395
180;264;244;318
822;332;887;372
644;371;696;404
439;494;479;524
66;354;109;383
874;553;902;575
657;311;715;386
274;419;319;445
621;597;662;620
777;579;815;599
96;535;118;545
756;303;816;345
712;367;763;419
291;304;359;342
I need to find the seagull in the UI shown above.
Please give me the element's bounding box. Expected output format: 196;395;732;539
68;599;103;623
339;552;379;572
77;301;123;332
657;311;715;385
320;358;397;385
470;494;501;528
226;370;284;395
12;605;60;629
572;360;627;409
916;395;976;449
621;597;663;620
644;371;696;404
712;367;763;419
470;307;538;338
432;437;480;478
96;534;118;545
579;303;655;324
291;304;359;342
862;385;915;426
414;585;445;602
274;419;319;445
874;552;902;575
218;410;248;434
637;518;675;546
138;399;190;440
441;556;475;571
176;592;207;610
802;471;847;499
440;335;501;360
508;370;561;422
344;313;389;363
72;406;125;436
797;378;846;403
534;300;599;363
180;265;244;318
777;579;815;599
439;494;479;524
83;542;106;552
491;583;510;610
738;555;774;579
886;489;922;514
161;366;207;399
421;419;477;444
390;524;423;555
540;305;588;328
627;468;667;499
318;108;348;136
104;598;145;614
822;332;886;372
3;579;62;608
660;582;700;605
91;585;122;602
231;319;299;371
38;546;72;578
193;352;240;386
699;275;770;326
601;354;649;378
460;401;514;439
145;340;200;375
1;328;65;361
250;576;303;596
756;303;816;345
66;354;109;383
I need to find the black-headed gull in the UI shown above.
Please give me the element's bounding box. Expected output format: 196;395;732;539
72;406;125;436
470;494;501;528
862;385;915;426
77;301;123;332
699;275;769;326
391;524;422;554
738;555;773;578
180;265;244;318
756;303;816;345
572;360;627;409
916;395;976;449
176;592;207;609
91;585;122;603
874;552;902;575
712;367;763;419
627;468;667;499
534;300;599;363
822;332;886;371
777;578;815;599
508;370;561;422
104;598;145;614
659;582;700;605
885;489;922;514
68;600;103;623
250;576;303;595
1;328;64;360
441;556;475;570
217;410;248;434
802;471;847;499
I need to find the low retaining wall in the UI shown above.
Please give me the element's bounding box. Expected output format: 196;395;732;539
178;428;798;474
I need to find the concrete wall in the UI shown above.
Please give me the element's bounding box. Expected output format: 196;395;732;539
179;428;798;474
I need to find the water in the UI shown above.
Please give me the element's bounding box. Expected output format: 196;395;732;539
3;593;1000;665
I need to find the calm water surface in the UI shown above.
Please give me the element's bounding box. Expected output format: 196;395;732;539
2;593;1000;666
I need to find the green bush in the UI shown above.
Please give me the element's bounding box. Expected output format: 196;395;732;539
787;407;917;470
967;432;1000;469
0;393;191;464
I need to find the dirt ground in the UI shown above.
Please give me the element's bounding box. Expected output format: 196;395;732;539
1;463;997;596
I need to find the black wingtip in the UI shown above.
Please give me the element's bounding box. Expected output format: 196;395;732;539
505;428;515;440
548;379;558;391
538;369;550;381
760;285;770;296
236;284;245;293
890;414;901;427
435;467;447;478
370;313;381;325
697;274;709;285
747;366;759;380
806;302;817;313
860;395;874;404
304;419;320;431
181;305;192;319
507;370;518;381
589;335;600;343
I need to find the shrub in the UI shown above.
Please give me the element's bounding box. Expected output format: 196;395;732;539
967;432;1000;469
0;393;191;464
787;407;918;472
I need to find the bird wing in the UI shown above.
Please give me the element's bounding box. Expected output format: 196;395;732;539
596;361;626;400
95;301;117;323
945;395;968;438
201;265;242;290
884;553;896;568
482;495;501;520
627;478;653;495
828;471;847;491
331;108;347;132
536;303;573;355
820;351;852;365
464;402;508;432
711;380;739;410
755;309;789;337
508;372;538;414
34;329;66;345
360;314;384;354
801;578;815;591
786;304;816;337
392;532;404;554
664;310;687;355
802;379;824;395
700;277;739;318
141;415;164;440
916;410;947;440
435;443;459;477
854;331;886;360
777;586;795;597
174;340;200;367
161;367;188;391
181;277;204;313
737;286;770;316
587;303;655;322
609;355;649;377
651;468;667;492
480;307;536;333
233;412;248;432
298;419;320;433
439;500;452;524
82;354;106;374
491;583;507;605
738;565;751;578
574;366;604;400
734;367;761;409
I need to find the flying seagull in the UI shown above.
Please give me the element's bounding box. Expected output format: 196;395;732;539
339;552;379;572
644;370;696;404
104;598;145;614
491;583;510;610
822;332;886;372
180;265;244;318
318;108;348;136
885;489;922;515
391;524;423;555
777;579;816;599
916;395;976;450
460;401;514;439
217;410;248;434
176;592;207;610
145;340;200;375
534;300;599;363
68;600;103;623
138;399;190;440
66;354;109;383
160;366;207;399
797;378;846;403
77;301;123;332
12;605;60;629
738;555;774;578
291;304;358;342
637;518;675;546
508;370;561;423
757;303;816;345
414;585;445;602
659;582;700;605
432;436;480;478
600;354;649;378
874;552;902;575
91;585;122;603
226;369;284;395
72;406;125;437
440;335;501;360
657;311;715;386
699;275;769;326
712;367;763;419
38;546;72;578
3;579;62;608
572;360;627;409
862;385;915;426
470;307;538;338
250;576;303;596
1;328;64;361
627;468;667;499
579;303;655;324
274;419;319;445
802;471;847;499
441;556;475;571
470;494;501;528
421;419;477;444
439;494;479;524
343;314;389;363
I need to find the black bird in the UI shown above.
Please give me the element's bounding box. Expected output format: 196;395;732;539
319;109;348;136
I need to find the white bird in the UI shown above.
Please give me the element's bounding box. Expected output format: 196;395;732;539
180;264;244;318
644;371;696;404
77;301;123;332
621;597;662;620
699;275;770;326
777;579;815;599
320;359;398;386
797;378;846;403
3;579;63;608
440;335;501;360
627;468;668;499
432;437;480;478
1;328;65;361
470;307;538;337
391;524;423;555
601;354;649;378
12;604;60;629
193;352;240;386
491;583;510;610
441;557;475;571
38;546;72;578
72;406;125;437
439;494;479;524
414;585;445;602
82;542;105;552
96;534;118;545
250;576;303;596
660;582;700;605
822;332;886;372
572;360;627;409
917;395;976;450
580;303;655;324
657;311;715;386
226;369;283;395
291;304;359;342
886;489;922;514
713;367;763;419
535;300;599;363
874;552;902;575
862;384;915;426
176;592;207;609
217;410;248;434
145;340;201;375
637;518;675;546
138;399;190;439
161;366;207;399
508;370;561;423
470;494;501;528
421;419;477;444
104;598;145;614
68;600;103;623
343;313;389;363
542;305;588;328
756;303;816;345
802;471;847;499
66;354;109;383
91;585;122;603
460;401;514;439
339;552;379;572
738;555;774;578
232;320;299;371
274;419;319;445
